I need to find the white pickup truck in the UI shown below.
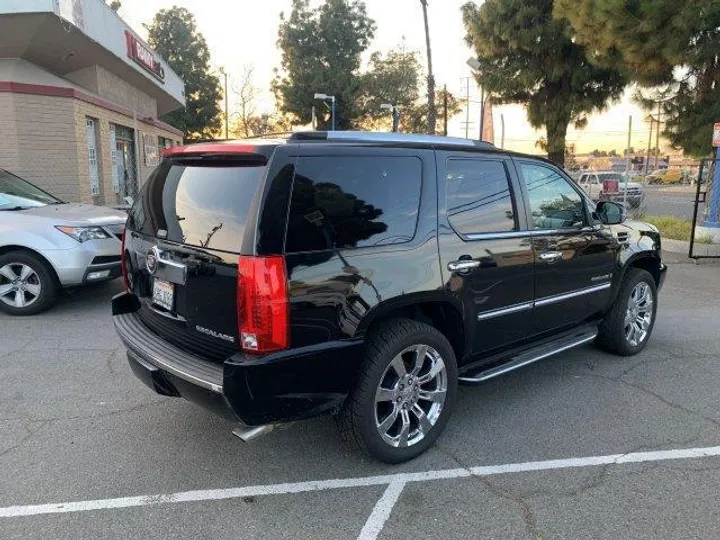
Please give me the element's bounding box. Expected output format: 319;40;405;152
577;171;645;209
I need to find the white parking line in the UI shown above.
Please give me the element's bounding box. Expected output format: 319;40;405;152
2;445;720;519
357;481;406;540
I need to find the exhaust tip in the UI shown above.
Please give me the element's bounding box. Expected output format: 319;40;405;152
232;424;275;443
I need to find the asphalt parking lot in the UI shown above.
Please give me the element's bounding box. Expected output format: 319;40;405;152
641;185;696;220
2;260;720;540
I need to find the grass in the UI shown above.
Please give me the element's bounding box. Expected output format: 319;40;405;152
641;215;715;244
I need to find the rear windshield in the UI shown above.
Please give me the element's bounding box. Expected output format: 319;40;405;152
128;159;265;252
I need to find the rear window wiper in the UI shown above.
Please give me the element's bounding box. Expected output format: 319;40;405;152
0;206;27;211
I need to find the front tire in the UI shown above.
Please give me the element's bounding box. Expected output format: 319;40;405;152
0;251;58;315
338;319;458;463
596;268;657;356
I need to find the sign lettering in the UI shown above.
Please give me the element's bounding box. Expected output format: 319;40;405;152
125;30;165;83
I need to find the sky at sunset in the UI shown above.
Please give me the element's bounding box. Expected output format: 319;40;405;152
118;0;660;155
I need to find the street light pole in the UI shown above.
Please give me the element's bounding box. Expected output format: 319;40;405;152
314;93;336;131
479;85;485;141
220;68;228;139
381;104;400;132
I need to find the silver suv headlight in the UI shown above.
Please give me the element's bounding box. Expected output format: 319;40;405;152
55;226;112;243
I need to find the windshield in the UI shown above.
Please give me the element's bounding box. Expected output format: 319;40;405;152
0;169;61;210
597;173;628;182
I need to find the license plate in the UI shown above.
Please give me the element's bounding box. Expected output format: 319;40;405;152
152;279;174;311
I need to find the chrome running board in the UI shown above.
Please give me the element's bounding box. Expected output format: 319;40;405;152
458;328;598;384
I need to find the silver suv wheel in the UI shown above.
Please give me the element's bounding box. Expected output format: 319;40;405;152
0;263;42;309
624;281;654;346
374;344;448;448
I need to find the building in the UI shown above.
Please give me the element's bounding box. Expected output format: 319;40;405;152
0;0;185;207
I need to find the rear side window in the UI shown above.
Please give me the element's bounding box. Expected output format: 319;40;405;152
128;160;265;252
445;159;516;234
285;156;421;253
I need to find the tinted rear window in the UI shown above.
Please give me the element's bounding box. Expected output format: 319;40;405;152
128;160;265;252
285;155;421;253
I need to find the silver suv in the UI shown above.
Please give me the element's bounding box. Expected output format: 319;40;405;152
0;169;126;315
578;171;645;208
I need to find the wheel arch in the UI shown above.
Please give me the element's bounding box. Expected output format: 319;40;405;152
0;245;61;286
356;293;468;363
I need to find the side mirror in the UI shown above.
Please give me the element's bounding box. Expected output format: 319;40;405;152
596;201;626;225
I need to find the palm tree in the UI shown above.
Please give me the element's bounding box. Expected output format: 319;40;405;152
419;0;436;134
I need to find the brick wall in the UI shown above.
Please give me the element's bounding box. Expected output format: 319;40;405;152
73;99;181;206
11;94;80;203
0;91;180;206
0;93;19;174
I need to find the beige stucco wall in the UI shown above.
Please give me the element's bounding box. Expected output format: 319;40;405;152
96;66;157;119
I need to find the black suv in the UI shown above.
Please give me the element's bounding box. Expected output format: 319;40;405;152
113;132;666;463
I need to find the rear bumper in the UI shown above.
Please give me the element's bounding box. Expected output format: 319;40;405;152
112;292;362;426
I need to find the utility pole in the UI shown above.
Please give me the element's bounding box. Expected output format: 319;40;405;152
443;85;448;136
625;115;632;209
645;116;653;175
500;113;505;149
653;101;661;171
220;68;228;139
464;77;470;139
479;86;485;141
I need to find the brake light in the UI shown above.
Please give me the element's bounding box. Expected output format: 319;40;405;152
120;228;129;291
237;256;289;354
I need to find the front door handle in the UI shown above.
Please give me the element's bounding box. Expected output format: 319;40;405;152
447;260;481;272
539;251;563;263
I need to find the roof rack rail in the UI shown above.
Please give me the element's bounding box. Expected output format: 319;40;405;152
289;131;495;149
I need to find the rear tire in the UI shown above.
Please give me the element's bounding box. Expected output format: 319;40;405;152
596;268;657;356
337;319;458;463
0;251;58;315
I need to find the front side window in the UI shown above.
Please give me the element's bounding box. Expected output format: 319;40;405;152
445;159;516;234
285;156;421;253
519;162;587;230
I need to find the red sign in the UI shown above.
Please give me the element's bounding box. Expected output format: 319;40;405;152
713;122;720;148
125;31;165;83
603;179;619;194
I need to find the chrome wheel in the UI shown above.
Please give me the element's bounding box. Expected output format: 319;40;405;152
0;263;42;309
374;344;448;448
624;281;654;347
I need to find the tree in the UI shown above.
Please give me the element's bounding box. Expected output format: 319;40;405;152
232;66;259;139
359;48;421;129
555;0;720;156
146;7;222;140
404;89;463;134
359;48;462;133
107;0;121;12
419;0;436;134
462;0;626;166
273;0;376;130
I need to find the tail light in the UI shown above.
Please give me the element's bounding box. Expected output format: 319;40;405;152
120;228;129;291
237;256;289;354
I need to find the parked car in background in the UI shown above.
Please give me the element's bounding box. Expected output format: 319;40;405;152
578;171;645;208
0;169;126;315
112;132;666;463
647;169;684;185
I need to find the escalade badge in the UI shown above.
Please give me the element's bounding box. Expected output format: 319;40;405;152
146;246;160;275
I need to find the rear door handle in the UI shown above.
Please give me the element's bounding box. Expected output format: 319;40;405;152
539;251;563;263
447;260;481;272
